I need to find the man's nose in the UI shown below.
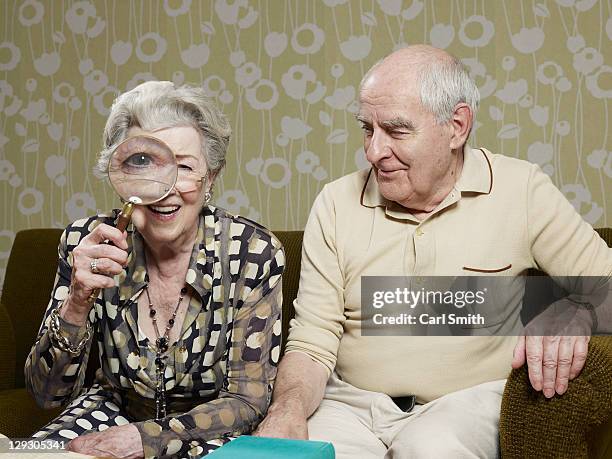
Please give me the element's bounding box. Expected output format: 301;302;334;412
365;129;392;164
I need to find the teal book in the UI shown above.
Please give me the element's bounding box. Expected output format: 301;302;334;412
210;436;335;458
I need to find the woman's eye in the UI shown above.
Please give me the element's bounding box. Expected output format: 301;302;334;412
178;164;194;171
125;153;152;167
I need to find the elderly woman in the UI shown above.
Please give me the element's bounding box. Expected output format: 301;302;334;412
25;81;284;458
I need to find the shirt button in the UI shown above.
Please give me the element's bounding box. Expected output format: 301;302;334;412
416;228;424;237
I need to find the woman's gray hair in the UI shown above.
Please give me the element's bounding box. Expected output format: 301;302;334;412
418;55;480;125
96;81;231;178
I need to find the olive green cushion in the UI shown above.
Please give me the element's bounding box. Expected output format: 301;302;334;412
499;228;612;458
0;388;61;437
590;407;612;459
500;336;612;458
1;229;63;388
0;303;15;391
273;231;303;351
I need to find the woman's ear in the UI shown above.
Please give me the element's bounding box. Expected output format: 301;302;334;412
449;103;473;150
205;170;219;192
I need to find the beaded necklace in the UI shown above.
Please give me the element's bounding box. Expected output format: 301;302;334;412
144;285;187;420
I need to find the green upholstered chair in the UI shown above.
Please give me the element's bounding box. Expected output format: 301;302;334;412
500;228;612;459
0;227;610;457
0;229;64;437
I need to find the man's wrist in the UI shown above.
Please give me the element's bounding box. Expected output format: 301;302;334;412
572;303;597;335
269;391;307;418
584;303;598;333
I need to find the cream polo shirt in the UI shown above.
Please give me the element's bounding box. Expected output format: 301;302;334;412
285;146;612;403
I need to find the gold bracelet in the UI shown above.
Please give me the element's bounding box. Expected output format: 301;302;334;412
48;303;93;355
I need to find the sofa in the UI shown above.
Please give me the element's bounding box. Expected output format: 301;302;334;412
1;227;611;457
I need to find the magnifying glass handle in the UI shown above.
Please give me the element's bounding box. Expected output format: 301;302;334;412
116;201;135;232
87;201;135;306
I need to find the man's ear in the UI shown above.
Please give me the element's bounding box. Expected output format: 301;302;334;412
448;103;473;150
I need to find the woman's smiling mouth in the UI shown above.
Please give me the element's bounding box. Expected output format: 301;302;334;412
147;205;181;219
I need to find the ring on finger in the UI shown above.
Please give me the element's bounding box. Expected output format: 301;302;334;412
90;258;100;274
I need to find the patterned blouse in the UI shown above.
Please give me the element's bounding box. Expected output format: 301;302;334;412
25;205;285;458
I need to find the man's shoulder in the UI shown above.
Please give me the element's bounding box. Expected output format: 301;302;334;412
323;168;371;197
476;147;540;191
481;147;537;175
308;168;373;218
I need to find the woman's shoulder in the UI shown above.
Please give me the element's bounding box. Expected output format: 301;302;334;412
208;206;283;252
208;206;286;278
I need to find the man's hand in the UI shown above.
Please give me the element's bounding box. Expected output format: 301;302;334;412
512;334;590;398
66;424;143;458
254;352;328;440
513;298;594;397
254;396;309;440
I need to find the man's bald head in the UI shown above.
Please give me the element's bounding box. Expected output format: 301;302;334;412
360;45;480;125
369;45;454;78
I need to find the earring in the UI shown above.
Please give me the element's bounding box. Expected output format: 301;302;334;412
204;191;212;204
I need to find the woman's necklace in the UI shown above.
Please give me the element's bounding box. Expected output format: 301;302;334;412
144;285;187;420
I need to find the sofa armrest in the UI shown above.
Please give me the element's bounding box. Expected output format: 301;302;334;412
500;336;612;458
0;302;16;391
0;388;62;437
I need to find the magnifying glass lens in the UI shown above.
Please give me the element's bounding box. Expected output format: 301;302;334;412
108;136;178;205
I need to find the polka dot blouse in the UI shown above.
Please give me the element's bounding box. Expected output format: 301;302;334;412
25;206;285;458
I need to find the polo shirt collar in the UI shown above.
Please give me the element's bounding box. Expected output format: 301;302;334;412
360;146;493;218
455;146;493;194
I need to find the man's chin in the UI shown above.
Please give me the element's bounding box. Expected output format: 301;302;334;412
378;182;409;201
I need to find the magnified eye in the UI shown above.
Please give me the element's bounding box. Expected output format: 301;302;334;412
124;153;152;168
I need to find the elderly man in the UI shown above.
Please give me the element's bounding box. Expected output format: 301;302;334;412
256;45;612;457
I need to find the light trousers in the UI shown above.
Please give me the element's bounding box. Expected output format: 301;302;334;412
308;373;505;459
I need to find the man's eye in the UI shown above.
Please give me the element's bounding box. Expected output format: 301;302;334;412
124;153;152;167
178;164;194;171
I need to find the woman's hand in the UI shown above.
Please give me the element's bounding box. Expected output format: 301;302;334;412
62;223;128;326
66;424;143;458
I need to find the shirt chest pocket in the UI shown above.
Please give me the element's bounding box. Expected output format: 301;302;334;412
458;276;526;332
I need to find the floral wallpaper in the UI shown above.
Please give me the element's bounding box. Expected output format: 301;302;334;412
0;0;611;291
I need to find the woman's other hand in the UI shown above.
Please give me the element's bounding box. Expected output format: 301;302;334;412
66;424;143;458
62;223;128;326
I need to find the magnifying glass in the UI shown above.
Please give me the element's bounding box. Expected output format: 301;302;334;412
86;135;179;305
107;134;179;230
